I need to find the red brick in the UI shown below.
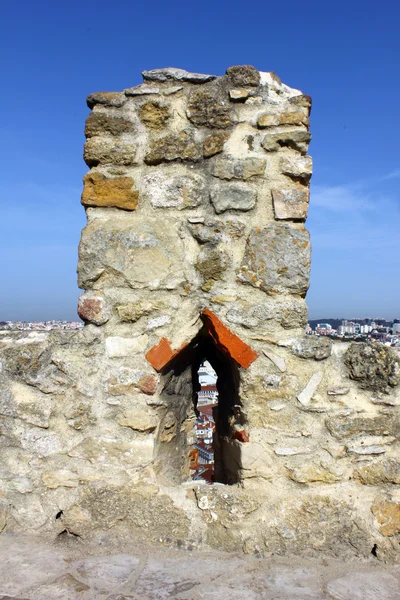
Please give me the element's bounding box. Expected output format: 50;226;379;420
201;309;258;369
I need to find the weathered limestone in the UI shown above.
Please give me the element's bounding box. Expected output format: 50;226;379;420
3;65;400;564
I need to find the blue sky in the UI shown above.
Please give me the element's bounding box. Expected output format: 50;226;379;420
1;0;399;321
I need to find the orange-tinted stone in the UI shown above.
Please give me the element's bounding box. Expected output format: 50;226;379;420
81;171;138;211
145;338;175;372
234;430;250;442
145;338;188;372
201;308;258;369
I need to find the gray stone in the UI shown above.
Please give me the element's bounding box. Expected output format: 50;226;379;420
261;130;311;154
142;67;216;83
344;342;400;393
238;223;310;295
86;91;126;109
327;387;350;396
124;84;160;95
272;187;310;220
144;131;201;165
142;171;207;209
210;156;266;180
297;371;322;407
290;336;332;360
280;154;312;182
326;571;400;600
210;183;257;213
187;219;223;245
346;444;386;455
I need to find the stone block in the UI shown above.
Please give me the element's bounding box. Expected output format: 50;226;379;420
344;342;400;394
229;88;250;101
142;67;216;83
117;409;158;432
105;335;149;358
84;137;137;167
78;293;110;325
78;217;185;291
371;499;400;536
86;91;126;109
124;83;160;95
196;246;227;291
106;368;158;395
187;220;223;245
42;470;79;489
226;65;260;87
290;336;332;360
142;170;207;209
272;187;310;220
203;132;229;157
287;464;342;484
187;88;233;129
210;183;257;214
139;101;170;129
280;154;312;182
262;130;311;154
81;172;139;211
144;131;201;165
85;112;134;138
325;414;400;439
238;223;311;295
353;458;400;485
210;156;266;180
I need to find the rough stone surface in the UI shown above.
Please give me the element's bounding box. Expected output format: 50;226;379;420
210;156;266;180
354;458;400;485
290;336;332;360
84;112;133;138
226;65;260;87
142;170;207;209
84;137;137;167
261;129;311;154
187;88;233;129
280;154;313;182
144;131;201;165
210;183;257;213
344;342;400;393
272;187;310;220
86;91;126;109
371;499;400;536
81;172;138;210
139;101;170;129
142;67;216;83
203;132;229;157
238;223;310;294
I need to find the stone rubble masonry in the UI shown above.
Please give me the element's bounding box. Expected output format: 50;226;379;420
3;65;400;563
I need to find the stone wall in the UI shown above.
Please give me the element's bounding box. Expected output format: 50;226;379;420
1;66;400;561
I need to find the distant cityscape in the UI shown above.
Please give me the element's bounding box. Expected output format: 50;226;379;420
0;320;83;331
189;361;218;483
307;317;400;347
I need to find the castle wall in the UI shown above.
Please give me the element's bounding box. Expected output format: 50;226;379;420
1;66;400;560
